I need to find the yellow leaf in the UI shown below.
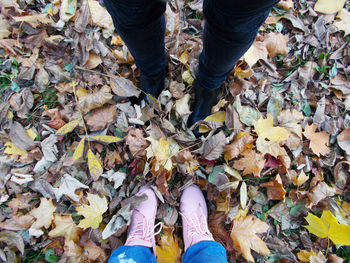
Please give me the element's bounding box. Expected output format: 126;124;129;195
56;119;80;135
49;214;81;242
76;193;108;229
4;141;27;156
255;137;287;158
304;210;350;245
111;35;124;46
26;128;37;140
198;111;226;133
182;70;194;85
13;14;52;28
87;0;113;29
230;214;270;262
76;87;89;99
156;226;182;263
73;137;85;161
314;0;346;14
253;114;289;142
293;170;309;186
297;249;317;262
243;40;268;67
87;149;103;181
334;8;350;36
90;135;122;144
179;49;190;65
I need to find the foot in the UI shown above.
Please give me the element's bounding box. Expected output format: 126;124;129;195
188;82;219;130
140;70;165;103
180;185;214;251
125;186;161;253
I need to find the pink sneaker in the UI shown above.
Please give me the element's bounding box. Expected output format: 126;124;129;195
125;186;162;254
180;184;214;251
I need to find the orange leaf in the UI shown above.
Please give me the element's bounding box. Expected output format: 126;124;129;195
233;149;265;177
303;124;330;156
261;174;286;201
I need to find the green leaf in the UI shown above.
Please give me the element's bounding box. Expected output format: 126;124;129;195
44;249;60;263
10;81;20;92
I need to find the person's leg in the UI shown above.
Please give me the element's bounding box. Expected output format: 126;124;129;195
182;241;228;263
108;245;156;263
107;187;160;262
103;0;167;98
191;0;280;124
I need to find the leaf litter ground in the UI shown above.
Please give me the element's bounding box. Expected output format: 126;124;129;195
0;0;350;262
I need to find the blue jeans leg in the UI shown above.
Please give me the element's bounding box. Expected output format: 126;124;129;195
108;245;156;263
182;241;228;263
198;0;280;90
102;0;166;78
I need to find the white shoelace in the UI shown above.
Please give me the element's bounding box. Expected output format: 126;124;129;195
127;212;163;255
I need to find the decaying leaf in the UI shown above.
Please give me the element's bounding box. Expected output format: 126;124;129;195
261;174;286;201
76;193;108;229
73;137;85;161
49;214;82;242
125;128;149;157
56;119;80;135
86;104;117;131
54;174;89;202
233;149;265;177
202;131;226;160
110;76;141;98
230;215;270;262
78;85;113;114
224;132;254;161
87;149;103;181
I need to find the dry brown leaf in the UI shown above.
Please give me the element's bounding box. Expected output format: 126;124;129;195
0;14;11;39
0;214;35;231
278;109;303;149
86;104;117;131
277;0;293;10
30;198;56;229
307;182;336;207
12;14;52;28
78;85;113;114
110;76;141;98
63;240;83;259
230;215;270;262
224;132;254;161
125;128;150;157
233;149;265;177
243;40;268;67
263;32;288;57
81;240;107;261
202;131;226;160
0;39;18;55
337;127;350;155
261;174;286;201
303;124;330;156
85;52;102;69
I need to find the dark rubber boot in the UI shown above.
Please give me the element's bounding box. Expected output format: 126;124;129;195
188;82;219;128
140;70;166;103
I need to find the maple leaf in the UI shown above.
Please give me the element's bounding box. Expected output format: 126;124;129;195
261;174;286;201
49;214;82;242
156;226;182;263
297;249;317;262
30;198;56;229
303;124;330;156
278;109;303;149
233;149;265;177
304;210;350;246
334;9;350;36
224;132;254;161
230;215;270;262
253;114;289;142
76;193;108;229
54;174;89;202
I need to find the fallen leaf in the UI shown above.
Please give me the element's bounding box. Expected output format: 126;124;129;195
82;240;107;261
76;193;108;229
334;9;350;36
41;134;58;162
243;40;268;67
310;252;327;263
0;231;24;255
10;121;37;151
8;88;34;119
240;182;248;209
175;94;191;117
337;127;350;155
278;109;303;149
0;14;10;39
78;85;113;114
233;96;261;126
87;0;113;29
87;149;103;181
293;170;309;186
12;14;52;28
277;0;293;10
110;76;141;98
224;132;254;161
314;0;346;14
125;128;150;157
263;32;288;57
54;174;89;202
202;131;226;160
297;249;317;262
0;214;35;231
303;124;330;156
101;170;126;189
90;135;122;143
4;141;27;156
85;52;102;69
30;198;56;229
49;214;82;242
198;111;226;133
230;215;270;262
261;174;286;200
56;119;80;135
86;104;117;131
304;210;350;245
254;114;289;142
63;240;83;259
307;182;336;206
156;226;182;263
233;149;265;177
73;137;85;161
